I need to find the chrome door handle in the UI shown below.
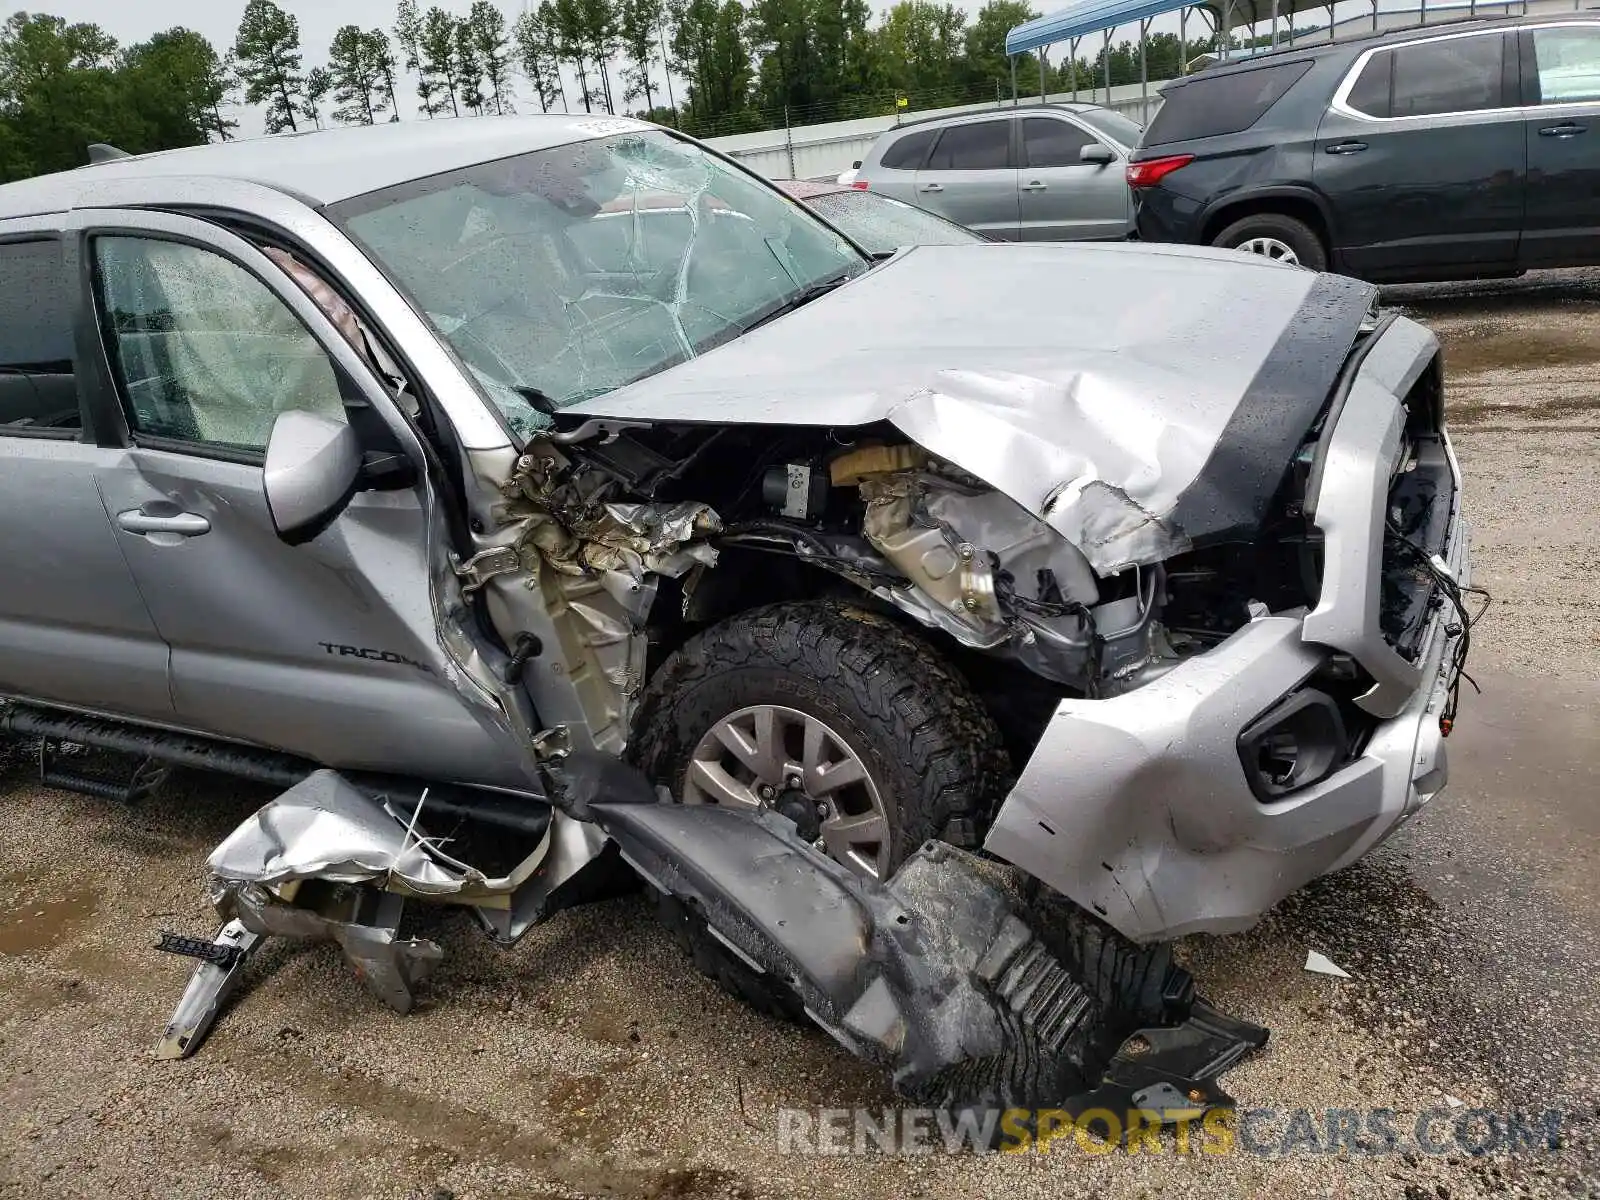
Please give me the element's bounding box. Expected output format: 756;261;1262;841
117;509;211;537
919;183;943;192
1538;123;1586;137
1325;141;1368;155
1022;180;1048;191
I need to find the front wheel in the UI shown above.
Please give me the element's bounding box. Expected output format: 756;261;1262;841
1211;213;1328;272
630;601;1009;881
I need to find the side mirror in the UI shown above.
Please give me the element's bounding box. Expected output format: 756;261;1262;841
1080;143;1116;166
263;409;362;545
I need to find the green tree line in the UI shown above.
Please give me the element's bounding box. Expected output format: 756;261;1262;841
1;0;1271;182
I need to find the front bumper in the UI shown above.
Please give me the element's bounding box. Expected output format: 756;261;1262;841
984;318;1469;943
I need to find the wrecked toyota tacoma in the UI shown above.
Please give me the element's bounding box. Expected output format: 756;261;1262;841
0;117;1474;1125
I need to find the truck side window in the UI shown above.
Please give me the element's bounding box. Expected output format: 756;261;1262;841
0;238;82;435
93;235;346;455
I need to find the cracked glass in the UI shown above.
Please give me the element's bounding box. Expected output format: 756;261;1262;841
332;131;868;440
94;237;346;453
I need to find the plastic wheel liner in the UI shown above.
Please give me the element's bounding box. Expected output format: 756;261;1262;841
156;757;1267;1139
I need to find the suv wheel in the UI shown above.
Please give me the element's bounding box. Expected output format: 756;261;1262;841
631;600;1008;880
1211;213;1327;272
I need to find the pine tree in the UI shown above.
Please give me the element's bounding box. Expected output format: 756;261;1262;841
418;6;462;117
329;25;379;124
619;0;661;114
552;0;595;112
232;0;304;134
366;30;401;120
514;6;566;113
577;0;619;113
211;53;241;139
394;0;440;118
455;18;484;114
303;65;331;127
466;1;513;115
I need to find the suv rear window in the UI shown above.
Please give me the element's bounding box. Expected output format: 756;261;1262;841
1143;61;1313;145
1346;50;1394;116
926;120;1012;170
879;128;937;170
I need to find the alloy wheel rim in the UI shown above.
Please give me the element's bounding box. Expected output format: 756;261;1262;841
684;704;890;879
1235;236;1300;264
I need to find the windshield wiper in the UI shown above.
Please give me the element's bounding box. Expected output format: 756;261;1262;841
741;272;860;335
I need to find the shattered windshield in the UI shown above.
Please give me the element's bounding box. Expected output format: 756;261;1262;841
331;130;869;439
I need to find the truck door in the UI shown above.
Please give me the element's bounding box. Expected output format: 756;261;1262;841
75;209;526;786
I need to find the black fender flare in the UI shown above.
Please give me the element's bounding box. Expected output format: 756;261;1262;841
1198;185;1341;262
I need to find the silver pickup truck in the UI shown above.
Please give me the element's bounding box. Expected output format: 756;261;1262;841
0;115;1472;1123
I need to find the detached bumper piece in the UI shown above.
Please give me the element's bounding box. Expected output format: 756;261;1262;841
582;790;1268;1128
156;760;1266;1130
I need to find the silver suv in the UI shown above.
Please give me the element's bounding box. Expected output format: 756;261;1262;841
0;117;1471;1111
854;102;1143;240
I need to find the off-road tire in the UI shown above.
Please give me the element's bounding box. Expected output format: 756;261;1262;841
1211;212;1328;272
632;599;1009;866
630;600;1010;1019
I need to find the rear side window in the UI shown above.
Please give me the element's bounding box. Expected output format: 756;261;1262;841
879;128;937;170
1023;117;1095;167
1346;50;1394;116
1389;35;1505;116
1531;26;1600;104
1142;61;1313;145
0;239;81;434
926;120;1013;170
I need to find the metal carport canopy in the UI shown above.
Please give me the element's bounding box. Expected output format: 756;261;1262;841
1006;0;1328;55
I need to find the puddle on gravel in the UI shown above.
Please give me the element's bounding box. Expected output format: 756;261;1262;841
1444;394;1600;425
0;888;99;955
1441;326;1600;375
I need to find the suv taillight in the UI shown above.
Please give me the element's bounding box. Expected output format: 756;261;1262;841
1126;154;1194;189
851;180;869;190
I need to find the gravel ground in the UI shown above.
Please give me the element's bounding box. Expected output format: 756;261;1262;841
2;271;1598;1200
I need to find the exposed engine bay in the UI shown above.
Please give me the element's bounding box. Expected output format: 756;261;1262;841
472;411;1332;761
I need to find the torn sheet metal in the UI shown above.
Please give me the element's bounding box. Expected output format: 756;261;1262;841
208;770;485;897
221;882;443;1013
453;442;723;756
500;449;721;582
205;770;560;904
564;243;1375;574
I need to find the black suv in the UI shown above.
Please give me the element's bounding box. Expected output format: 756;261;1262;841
1129;15;1600;282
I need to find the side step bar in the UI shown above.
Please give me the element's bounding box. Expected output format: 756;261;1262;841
2;704;313;790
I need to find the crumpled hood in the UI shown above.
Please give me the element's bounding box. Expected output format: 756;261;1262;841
566;241;1378;573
